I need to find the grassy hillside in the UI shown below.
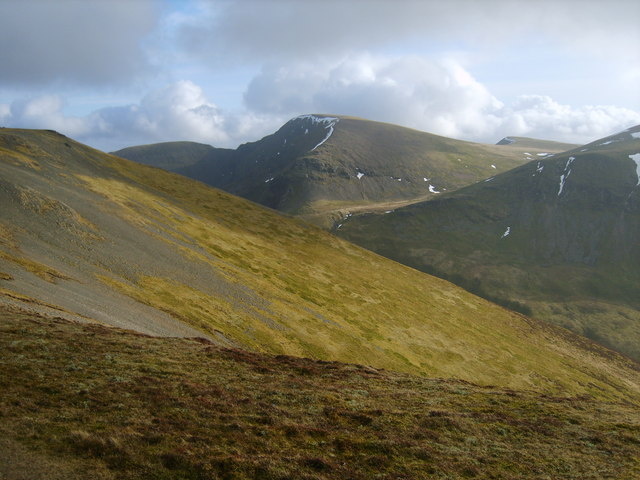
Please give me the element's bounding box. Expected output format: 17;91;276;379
0;128;639;402
339;125;640;361
1;305;639;480
116;115;575;228
113;141;232;170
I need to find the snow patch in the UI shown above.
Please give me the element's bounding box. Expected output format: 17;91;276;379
537;152;550;157
384;210;394;214
295;115;340;152
558;156;575;196
491;164;496;169
629;153;640;186
356;171;364;180
501;226;511;238
484;177;495;182
423;177;429;182
265;177;274;183
428;184;440;193
534;161;544;174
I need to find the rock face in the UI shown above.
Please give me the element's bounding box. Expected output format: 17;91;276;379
338;125;640;361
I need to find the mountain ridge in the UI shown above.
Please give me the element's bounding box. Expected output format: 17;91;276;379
114;115;576;227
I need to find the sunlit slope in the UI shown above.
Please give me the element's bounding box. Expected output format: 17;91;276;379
2;306;638;480
339;125;640;361
1;128;638;400
116;115;574;228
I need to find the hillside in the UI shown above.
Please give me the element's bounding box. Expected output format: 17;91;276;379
339;125;640;361
1;128;639;401
114;115;575;228
1;305;639;480
113;141;233;170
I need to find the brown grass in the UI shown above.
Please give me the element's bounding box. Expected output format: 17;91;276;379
1;305;639;479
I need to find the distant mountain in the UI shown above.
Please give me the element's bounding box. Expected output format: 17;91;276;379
495;135;578;150
113;141;232;170
114;115;575;227
338;125;640;360
1;128;638;401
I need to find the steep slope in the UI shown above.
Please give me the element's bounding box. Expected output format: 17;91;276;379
339;125;640;361
1;128;639;401
115;115;574;228
1;305;639;480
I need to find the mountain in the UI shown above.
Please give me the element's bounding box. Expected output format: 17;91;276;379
1;128;639;402
2;305;639;480
338;125;640;361
113;141;232;170
114;115;575;228
495;135;577;151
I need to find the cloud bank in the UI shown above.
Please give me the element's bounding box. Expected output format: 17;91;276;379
2;56;637;151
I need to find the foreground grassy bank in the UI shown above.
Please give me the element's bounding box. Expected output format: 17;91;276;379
1;305;638;480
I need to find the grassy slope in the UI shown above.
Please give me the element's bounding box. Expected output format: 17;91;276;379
338;126;640;361
112;141;230;170
1;305;639;480
0;128;639;403
116;116;575;228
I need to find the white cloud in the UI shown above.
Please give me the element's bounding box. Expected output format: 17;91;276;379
1;81;284;151
2;71;638;151
244;54;640;144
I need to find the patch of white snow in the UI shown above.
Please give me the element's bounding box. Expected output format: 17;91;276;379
484;177;495;182
265;177;274;183
501;226;511;238
423;177;429;182
428;184;440;193
558;156;575;196
629;153;640;186
491;164;496;169
537;153;550;157
356;171;364;180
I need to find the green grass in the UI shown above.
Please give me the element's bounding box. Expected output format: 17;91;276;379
1;305;639;480
338;131;640;361
1;128;639;403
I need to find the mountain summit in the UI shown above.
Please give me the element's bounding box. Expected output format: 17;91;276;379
114;115;573;227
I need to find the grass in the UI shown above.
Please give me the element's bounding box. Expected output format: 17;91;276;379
338;138;640;362
2;128;639;403
1;305;639;480
72;162;640;402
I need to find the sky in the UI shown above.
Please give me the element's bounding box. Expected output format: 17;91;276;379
1;0;639;152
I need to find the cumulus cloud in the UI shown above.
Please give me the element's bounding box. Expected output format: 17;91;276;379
2;71;638;151
1;81;284;151
0;0;157;87
244;55;640;144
